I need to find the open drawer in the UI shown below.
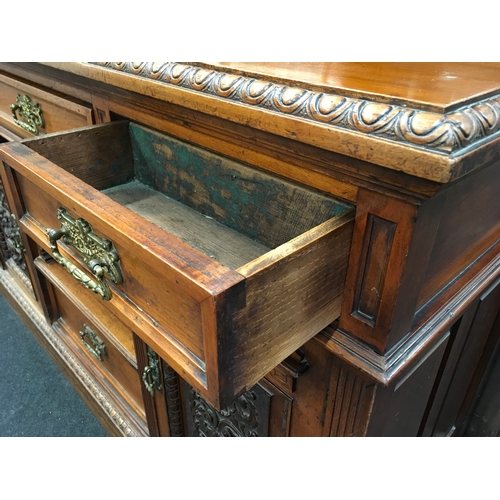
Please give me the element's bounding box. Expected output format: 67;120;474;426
0;121;354;409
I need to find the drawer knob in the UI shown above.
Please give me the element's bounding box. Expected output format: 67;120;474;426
10;94;45;135
80;324;107;361
46;208;123;301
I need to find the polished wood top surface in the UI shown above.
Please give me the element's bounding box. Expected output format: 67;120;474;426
34;62;500;183
203;62;500;112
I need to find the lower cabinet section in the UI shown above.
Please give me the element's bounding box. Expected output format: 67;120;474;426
2;239;500;437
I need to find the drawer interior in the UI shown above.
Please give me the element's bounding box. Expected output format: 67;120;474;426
25;121;352;270
4;119;356;407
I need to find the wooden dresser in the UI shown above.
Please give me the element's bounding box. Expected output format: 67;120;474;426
0;62;499;437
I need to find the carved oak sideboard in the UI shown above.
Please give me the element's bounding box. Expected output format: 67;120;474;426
0;62;499;437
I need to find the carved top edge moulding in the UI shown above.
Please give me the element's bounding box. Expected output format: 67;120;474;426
41;62;500;183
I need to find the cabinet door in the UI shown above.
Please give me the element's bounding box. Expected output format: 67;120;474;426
420;278;500;437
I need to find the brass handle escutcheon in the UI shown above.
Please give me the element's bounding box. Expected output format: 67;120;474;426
10;94;44;135
80;324;107;361
47;208;123;301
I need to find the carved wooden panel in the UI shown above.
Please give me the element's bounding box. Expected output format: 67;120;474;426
0;182;26;272
340;188;418;353
91;63;500;156
184;382;271;437
352;214;396;326
326;359;377;437
162;362;184;437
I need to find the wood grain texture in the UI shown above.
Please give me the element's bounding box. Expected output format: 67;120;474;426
161;361;184;436
340;189;417;353
0;121;353;409
0;265;148;436
38;62;500;183
35;258;146;421
230;211;354;397
352;215;396;326
86;77;440;202
0;73;93;138
128;121;350;248
200;62;500;111
2;62;499;435
327;359;377;437
103;180;269;270
417;159;500;310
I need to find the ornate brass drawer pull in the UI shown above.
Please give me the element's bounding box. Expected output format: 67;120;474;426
10;94;44;135
46;208;123;301
80;324;107;361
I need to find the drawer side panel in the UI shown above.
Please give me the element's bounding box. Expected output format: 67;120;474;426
230;212;354;396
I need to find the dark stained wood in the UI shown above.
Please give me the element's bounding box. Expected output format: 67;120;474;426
366;333;450;437
339;189;418;353
161;360;185;436
133;335;158;436
461;307;500;437
417;160;500;310
448;279;500;436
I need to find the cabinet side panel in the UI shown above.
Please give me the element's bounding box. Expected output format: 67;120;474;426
417;160;500;310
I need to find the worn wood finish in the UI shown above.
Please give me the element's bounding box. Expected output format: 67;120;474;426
339;189;418;353
417;160;500;311
231;212;353;396
2;63;448;203
40;62;500;183
0;121;354;409
0;264;147;436
103;181;269;270
200;62;500;111
1;62;500;436
35;257;145;416
0;74;93;138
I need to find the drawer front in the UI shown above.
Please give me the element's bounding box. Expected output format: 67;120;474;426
0;121;354;409
0;74;93;138
36;256;145;415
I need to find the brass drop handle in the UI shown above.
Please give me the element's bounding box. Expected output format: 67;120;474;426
10;94;44;135
80;324;107;361
46;208;124;301
47;226;112;300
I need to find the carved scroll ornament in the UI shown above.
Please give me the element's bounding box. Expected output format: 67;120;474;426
0;189;26;270
91;62;500;154
185;384;270;437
